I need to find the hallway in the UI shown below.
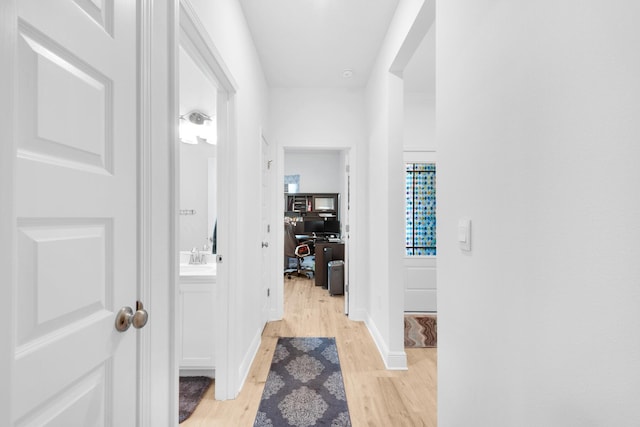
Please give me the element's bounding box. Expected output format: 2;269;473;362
182;277;437;426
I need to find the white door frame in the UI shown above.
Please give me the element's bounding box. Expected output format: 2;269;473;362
260;131;275;325
174;0;239;402
0;1;16;423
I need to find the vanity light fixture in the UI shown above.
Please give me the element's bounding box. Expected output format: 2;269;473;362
179;110;217;145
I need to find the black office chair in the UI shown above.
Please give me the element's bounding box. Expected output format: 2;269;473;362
284;221;314;279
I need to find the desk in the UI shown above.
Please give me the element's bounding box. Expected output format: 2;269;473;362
314;242;344;288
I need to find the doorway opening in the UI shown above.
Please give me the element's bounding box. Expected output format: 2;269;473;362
279;148;353;317
173;2;238;408
394;0;436;317
176;40;218;380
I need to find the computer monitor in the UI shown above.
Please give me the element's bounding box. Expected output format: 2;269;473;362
313;196;335;211
303;220;325;233
324;220;340;234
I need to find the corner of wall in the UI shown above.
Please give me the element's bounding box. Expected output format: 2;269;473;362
235;325;263;396
364;312;408;370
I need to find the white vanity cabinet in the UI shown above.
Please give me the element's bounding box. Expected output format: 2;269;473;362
178;258;216;376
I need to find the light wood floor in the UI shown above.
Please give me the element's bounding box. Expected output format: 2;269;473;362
181;277;437;426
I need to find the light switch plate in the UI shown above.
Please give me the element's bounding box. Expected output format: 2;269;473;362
458;219;471;251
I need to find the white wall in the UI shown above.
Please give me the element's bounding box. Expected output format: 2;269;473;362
189;0;270;395
270;88;365;149
284;150;341;194
438;1;640;425
179;142;216;251
363;0;428;369
404;92;435;151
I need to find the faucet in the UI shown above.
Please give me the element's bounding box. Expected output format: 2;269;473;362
189;247;204;265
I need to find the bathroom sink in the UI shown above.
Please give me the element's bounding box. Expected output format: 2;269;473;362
179;263;216;276
179;251;216;276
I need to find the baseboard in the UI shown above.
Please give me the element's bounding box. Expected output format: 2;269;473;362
269;306;282;322
385;351;408;370
179;368;215;377
236;325;263;395
364;313;408;371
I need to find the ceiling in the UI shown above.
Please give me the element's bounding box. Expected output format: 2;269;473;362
238;0;403;88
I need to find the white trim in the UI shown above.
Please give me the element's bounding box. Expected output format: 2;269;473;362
219;91;240;401
236;327;263;394
0;1;16;424
364;314;408;371
146;1;179;425
261;129;278;325
179;1;237;93
137;1;153;425
389;0;436;76
214;94;231;401
345;147;358;317
180;368;216;377
274;145;286;320
168;2;180;425
403;149;437;163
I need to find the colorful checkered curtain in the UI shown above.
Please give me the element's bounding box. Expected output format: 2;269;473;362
406;163;436;255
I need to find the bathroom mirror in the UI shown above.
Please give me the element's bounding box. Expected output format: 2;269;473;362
179;46;217;253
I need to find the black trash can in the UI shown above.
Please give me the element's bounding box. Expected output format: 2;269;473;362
327;260;344;296
320;246;333;288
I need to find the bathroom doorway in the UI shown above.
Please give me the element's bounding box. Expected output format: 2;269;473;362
174;3;238;404
177;42;218;380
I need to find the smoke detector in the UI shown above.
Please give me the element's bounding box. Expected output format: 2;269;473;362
342;69;354;78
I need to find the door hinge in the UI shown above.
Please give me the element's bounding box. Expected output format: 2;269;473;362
267;288;270;297
267;224;271;233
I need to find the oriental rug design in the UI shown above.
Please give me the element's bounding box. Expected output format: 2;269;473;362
179;376;212;423
404;314;437;348
254;337;352;427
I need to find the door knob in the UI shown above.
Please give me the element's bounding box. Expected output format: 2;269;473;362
132;301;149;329
262;242;269;248
115;301;149;332
115;306;133;332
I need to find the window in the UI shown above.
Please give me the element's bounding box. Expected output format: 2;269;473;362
406;163;436;255
284;174;300;193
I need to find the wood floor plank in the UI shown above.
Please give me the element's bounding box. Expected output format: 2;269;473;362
180;277;437;426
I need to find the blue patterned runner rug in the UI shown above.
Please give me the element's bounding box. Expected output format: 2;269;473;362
179;376;211;423
254;337;352;427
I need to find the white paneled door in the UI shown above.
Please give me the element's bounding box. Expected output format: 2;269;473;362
403;257;437;312
9;1;140;425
